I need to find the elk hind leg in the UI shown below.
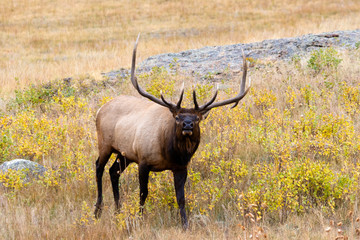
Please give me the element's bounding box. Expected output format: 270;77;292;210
109;154;130;213
138;164;150;215
94;151;112;219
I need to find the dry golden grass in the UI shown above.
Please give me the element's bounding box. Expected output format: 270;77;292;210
0;179;355;240
1;0;360;94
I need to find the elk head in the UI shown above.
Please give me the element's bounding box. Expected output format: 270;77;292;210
130;34;251;135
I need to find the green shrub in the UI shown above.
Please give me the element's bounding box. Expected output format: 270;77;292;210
355;41;360;50
244;159;353;221
307;47;342;77
140;66;176;98
0;128;12;163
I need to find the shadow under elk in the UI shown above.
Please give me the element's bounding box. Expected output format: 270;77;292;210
94;35;251;229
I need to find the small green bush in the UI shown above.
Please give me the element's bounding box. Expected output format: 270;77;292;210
307;47;342;77
140;66;176;98
0;129;12;162
355;41;360;50
244;159;353;221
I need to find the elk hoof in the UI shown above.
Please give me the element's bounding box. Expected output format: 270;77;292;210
94;205;103;219
114;202;121;214
139;206;145;216
182;220;189;231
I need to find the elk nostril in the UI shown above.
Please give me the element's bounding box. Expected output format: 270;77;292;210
183;121;193;129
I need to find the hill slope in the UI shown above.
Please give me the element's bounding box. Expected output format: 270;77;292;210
105;29;360;79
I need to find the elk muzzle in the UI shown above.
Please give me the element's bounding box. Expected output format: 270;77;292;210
182;120;194;136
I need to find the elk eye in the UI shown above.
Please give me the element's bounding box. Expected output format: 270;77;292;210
175;116;180;122
196;116;200;122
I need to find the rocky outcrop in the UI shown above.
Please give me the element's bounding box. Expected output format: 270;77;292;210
104;29;360;79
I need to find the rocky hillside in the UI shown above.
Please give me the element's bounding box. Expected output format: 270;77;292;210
104;29;360;79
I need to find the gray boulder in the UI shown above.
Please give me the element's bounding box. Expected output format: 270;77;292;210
0;159;46;182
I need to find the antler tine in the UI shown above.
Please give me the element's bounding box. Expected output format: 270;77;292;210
160;94;174;107
175;82;185;108
176;88;184;108
161;83;184;109
193;90;199;110
198;48;251;113
198;90;218;110
231;77;251;109
240;48;247;95
130;34;177;109
130;33;141;89
231;49;248;108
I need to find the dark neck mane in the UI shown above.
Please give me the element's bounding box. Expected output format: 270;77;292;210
167;126;200;167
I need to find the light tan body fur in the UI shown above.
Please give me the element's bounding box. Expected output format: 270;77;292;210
96;95;179;171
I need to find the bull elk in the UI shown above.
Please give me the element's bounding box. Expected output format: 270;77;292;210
94;35;250;229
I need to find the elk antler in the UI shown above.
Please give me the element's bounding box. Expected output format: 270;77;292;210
131;34;184;110
193;48;251;113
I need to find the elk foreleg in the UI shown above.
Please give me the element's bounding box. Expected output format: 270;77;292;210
94;153;111;219
173;169;188;230
138;164;150;215
109;154;130;213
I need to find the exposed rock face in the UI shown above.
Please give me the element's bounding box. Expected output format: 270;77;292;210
104;29;360;79
0;159;46;182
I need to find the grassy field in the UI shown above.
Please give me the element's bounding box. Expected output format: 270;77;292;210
1;0;360;239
